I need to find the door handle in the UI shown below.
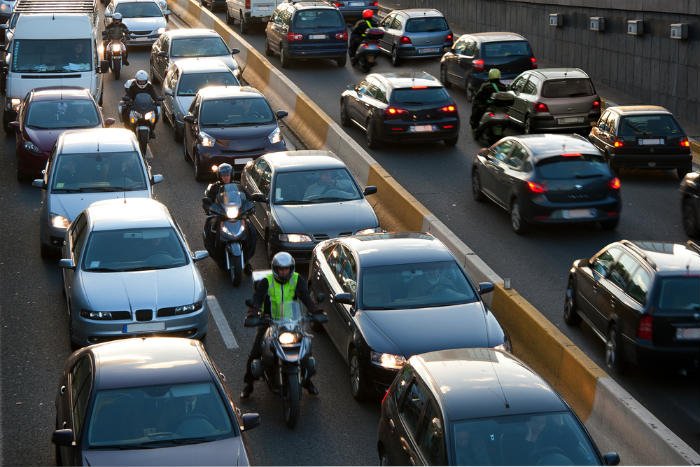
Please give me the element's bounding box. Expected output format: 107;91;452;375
62;421;68;428
388;418;396;432
400;438;410;452
60;385;66;395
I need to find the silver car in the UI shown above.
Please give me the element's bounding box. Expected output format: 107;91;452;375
105;0;169;46
59;198;210;348
377;8;453;66
34;128;163;257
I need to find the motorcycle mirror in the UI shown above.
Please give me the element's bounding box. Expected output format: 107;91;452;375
183;114;195;124
0;24;7;30
104;117;116;127
163;88;174;97
249;193;267;203
334;292;354;305
244;316;261;328
313;313;329;324
275;110;288;119
241;413;260;431
192;250;209;262
158;51;168;58
8;120;19;130
104;11;113;17
231;48;241;55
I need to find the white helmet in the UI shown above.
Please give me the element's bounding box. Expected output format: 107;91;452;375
135;70;149;89
113;12;123;22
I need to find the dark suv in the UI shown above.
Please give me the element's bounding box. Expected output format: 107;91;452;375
264;1;348;68
440;32;536;102
565;240;700;373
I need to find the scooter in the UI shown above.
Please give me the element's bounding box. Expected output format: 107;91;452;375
119;89;162;156
472;91;515;144
351;28;384;73
201;182;256;287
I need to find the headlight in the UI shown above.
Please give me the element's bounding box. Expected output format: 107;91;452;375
278;332;301;345
23;141;41;153
111;43;122;53
199;131;215;147
371;351;406;370
0;4;10;13
268;127;282;144
356;227;381;235
80;309;113;320
144;111;156;122
10;98;21;111
50;213;71;230
225;206;240;219
157;27;166;35
175;302;201;314
278;233;312;243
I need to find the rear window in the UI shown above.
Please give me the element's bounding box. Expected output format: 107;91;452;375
481;41;532;58
655;277;700;313
390;87;449;105
536;154;609;180
618;115;683;138
541;78;594;98
292;9;344;30
405;17;448;33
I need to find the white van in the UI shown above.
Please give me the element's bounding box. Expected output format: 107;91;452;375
224;0;283;34
1;13;105;132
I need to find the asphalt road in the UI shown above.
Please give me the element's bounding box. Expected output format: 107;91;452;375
210;13;700;453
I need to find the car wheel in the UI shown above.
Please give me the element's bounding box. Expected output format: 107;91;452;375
444;136;458;147
605;324;626;374
440;65;450;88
390;46;400;66
183;140;190;162
174;124;184;143
194;152;206;181
471;169;485;202
340;99;351;127
239;14;248;34
510;198;529;234
349;348;369;401
366;118;381;149
264;38;273;57
40;242;55;259
280;46;291;68
677;165;692;180
336;55;347;67
682;197;700;238
599;218;619;231
225;9;234;24
563;277;582;326
523;115;533;134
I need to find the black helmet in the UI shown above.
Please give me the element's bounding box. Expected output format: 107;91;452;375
271;252;295;284
217;163;233;180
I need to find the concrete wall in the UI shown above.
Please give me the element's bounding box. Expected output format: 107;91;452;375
381;0;700;126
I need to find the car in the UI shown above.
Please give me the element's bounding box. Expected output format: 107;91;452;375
183;86;288;181
440;32;536;102
308;232;508;400
681;171;700;238
225;0;284;33
241;150;380;264
472;134;621;234
12;87;115;182
588;105;693;179
377;8;453;66
506;68;601;134
565;239;700;373
104;0;169;46
377;348;620;466
200;0;227;11
150;28;241;84
162;58;241;142
264;1;348;68
340;71;460;148
59;198;210;347
52;337;259;466
32;128;163;257
323;0;378;21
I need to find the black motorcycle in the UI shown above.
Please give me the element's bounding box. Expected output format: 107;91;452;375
351;28;384;73
101;31;127;79
473;91;515;144
119;92;163;156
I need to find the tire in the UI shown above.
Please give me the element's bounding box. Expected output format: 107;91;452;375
98;92;103;106
265;39;273;57
336;56;347;67
283;371;301;429
563;278;582;326
677;165;691;180
112;60;121;80
194;152;206;181
471;169;485;202
444;136;458;147
225;9;234;25
390;46;400;66
466;83;474;103
349;348;370;401
682;197;700;238
40;242;55;259
240;14;248;34
137;130;149;156
183;140;190;162
340;99;351;127
599;218;619;231
366;118;380;149
605;324;626;374
280;46;291;68
510;198;529;234
229;251;243;287
523;115;533;134
440;65;450;88
379;448;391;466
174;124;184;143
16;169;32;183
3;112;13;135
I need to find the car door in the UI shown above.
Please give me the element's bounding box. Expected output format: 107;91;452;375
60;355;93;466
256;160;273;238
506;74;528;125
575;247;621;329
393;376;431;466
63;213;88;311
416;399;447;466
480;139;514;206
442;36;464;85
517;76;539;127
589;109;611;151
347;79;369;123
332;245;358;360
378;12;396;53
184;96;200;158
495;140;527;204
316;243;349;352
599;251;639;332
162;66;177;120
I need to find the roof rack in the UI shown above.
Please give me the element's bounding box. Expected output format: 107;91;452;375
687;240;700;256
619;240;657;270
14;0;96;14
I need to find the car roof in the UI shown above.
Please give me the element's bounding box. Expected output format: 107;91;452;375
396;8;444;18
264;150;346;172
411;348;566;421
29;87;93;101
527;68;589;80
58;128;137;154
87;198;173;231
89;338;213;390
173;58;232;73
618;240;700;273
290;2;336;10
370;71;441;89
607;105;672;116
460;32;527;42
338;233;455;267
114;0;158;4
507;134;600;159
197;85;263;100
165;28;221;39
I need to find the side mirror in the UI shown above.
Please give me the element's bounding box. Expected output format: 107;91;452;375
9;120;19;130
32;179;46;189
231;48;240;55
249;193;267;203
241;413;260;431
51;429;74;446
580;257;591;268
151;174;164;184
478;282;494;295
183;114;195;124
244;315;262;327
158;51;168;58
275;110;288;119
245;299;253;308
163;88;174;97
58;258;76;270
192;250;209;262
346;84;355;91
363;185;377;196
602;452;620;466
334;292;354;305
104;117;116;127
163;9;171;16
0;24;8;31
312;313;329;324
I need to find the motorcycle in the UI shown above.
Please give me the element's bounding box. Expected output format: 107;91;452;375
351;27;384;73
104;39;127;79
119;90;162;156
244;296;327;429
201;182;256;287
472;91;515;144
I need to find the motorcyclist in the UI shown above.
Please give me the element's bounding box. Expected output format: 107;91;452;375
349;9;379;59
204;163;233;205
122;70;161;136
470;68;507;129
241;252;321;399
103;12;130;66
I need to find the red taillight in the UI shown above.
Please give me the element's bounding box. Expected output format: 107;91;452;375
371;1;378;5
287;32;303;42
680;137;691;148
613;139;624;148
637;315;653;341
445;33;453;42
411;85;427;89
439;104;457;113
592;99;601;109
384;107;408;118
399;35;412;44
332;1;342;6
381;388;391;405
335;31;348;41
487;112;496;118
442;124;455;129
245;0;250;8
608;177;621;190
534;102;549;113
472;58;484;72
526;181;546;193
530;56;538;69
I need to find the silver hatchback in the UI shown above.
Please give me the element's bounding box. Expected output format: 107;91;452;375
59;198;210;348
377;8;453;66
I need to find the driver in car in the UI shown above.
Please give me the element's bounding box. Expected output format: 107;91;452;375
303;171;353;200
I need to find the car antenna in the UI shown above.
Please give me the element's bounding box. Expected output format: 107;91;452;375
490;360;510;409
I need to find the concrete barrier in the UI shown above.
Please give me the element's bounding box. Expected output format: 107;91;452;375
167;1;700;464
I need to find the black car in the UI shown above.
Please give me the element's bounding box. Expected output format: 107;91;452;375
340;71;460;148
588;105;693;179
565;240;700;373
52;337;259;466
240;150;380;264
183;86;287;181
440;32;536;102
264;1;348;68
377;348;620;466
200;0;226;11
681;171;700;238
471;134;621;234
308;233;508;401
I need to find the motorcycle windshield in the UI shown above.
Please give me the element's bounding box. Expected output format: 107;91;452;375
132;93;156;113
218;183;253;218
273;302;302;329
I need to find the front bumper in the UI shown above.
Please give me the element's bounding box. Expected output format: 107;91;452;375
267;237;315;265
287;44;347;60
196;141;285;178
367;362;399;395
523;195;621;225
608;151;692;170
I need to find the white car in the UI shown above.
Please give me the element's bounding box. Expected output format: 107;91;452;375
105;0;169;46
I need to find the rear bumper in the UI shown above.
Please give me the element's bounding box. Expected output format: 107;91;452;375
267;237;314;265
379;120;459;143
523;196;621;224
196;141;286;176
287;44;347;60
396;44;451;60
608;152;692;170
530;114;599;133
630;340;700;369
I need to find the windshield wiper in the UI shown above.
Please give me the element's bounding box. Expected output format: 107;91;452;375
276;200;309;205
85;267;125;272
122;264;181;272
574;174;603;179
308;197;353;203
126;436;225;448
52;188;83;193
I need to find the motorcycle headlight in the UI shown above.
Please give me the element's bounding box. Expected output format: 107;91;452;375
50;213;71;230
111;43;121;53
145;111;156;122
370;351;406;370
278;233;312;243
175;302;202;314
10;98;21;111
225;206;240;219
23;141;41;154
0;4;9;13
278;332;301;345
199;131;215;147
356;227;381;235
268;127;282;144
80;309;113;320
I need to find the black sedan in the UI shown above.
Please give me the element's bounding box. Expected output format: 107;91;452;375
681;170;700;238
183;86;287;181
308;232;508;401
471;134;622;234
52;337;259;466
340;71;459;148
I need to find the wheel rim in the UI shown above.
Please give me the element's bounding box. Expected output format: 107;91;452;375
524;117;531;134
349;353;360;395
472;172;481;197
511;202;521;230
392;48;398;63
605;328;617;369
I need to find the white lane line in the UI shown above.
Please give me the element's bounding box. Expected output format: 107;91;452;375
207;295;239;350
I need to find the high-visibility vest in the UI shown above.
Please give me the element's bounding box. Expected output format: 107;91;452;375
267;272;299;320
361;20;373;37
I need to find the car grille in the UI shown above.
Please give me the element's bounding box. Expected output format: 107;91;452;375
111;311;132;320
135;309;153;321
131;31;152;37
312;234;329;242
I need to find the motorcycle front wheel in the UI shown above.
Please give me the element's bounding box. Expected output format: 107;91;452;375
228;251;243;287
283;371;301;429
112;59;121;80
137;128;149;156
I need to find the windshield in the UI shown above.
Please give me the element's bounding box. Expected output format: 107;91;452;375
405;17;449;33
536;154;609;180
82;227;188;272
273;168;361;205
273;302;302;326
391;87;450;105
292;9;344;30
51;152;147;193
451;411;600;466
541;78;594;98
199;97;274;126
87;382;234;449
170;37;230;57
11;39;92;73
619;115;683;138
115;2;163;18
26;99;100;130
361;261;478;310
177;72;240;96
482;40;532;58
655;277;700;313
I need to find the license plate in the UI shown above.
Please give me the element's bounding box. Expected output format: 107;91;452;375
257;6;271;10
638;138;664;145
348;1;364;5
410;125;434;132
235;158;253;165
124;322;165;333
557;117;584;125
676;328;700;340
309;34;327;40
563;209;594;219
418;47;440;54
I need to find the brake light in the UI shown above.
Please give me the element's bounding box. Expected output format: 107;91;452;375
335;31;348;40
370;1;378;5
245;0;250;8
411;85;427;89
445;33;453;42
608;177;621;190
442;124;455;129
534;102;549;113
287;32;303;42
487;112;496;118
680;137;691;148
472;58;484;72
592;99;601;109
561;153;582;157
613;139;624;148
332;1;342;6
526;181;546;193
399;35;412;44
384;107;408;118
530;56;538;69
637;315;653;341
439;105;457;113
381;387;391;405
